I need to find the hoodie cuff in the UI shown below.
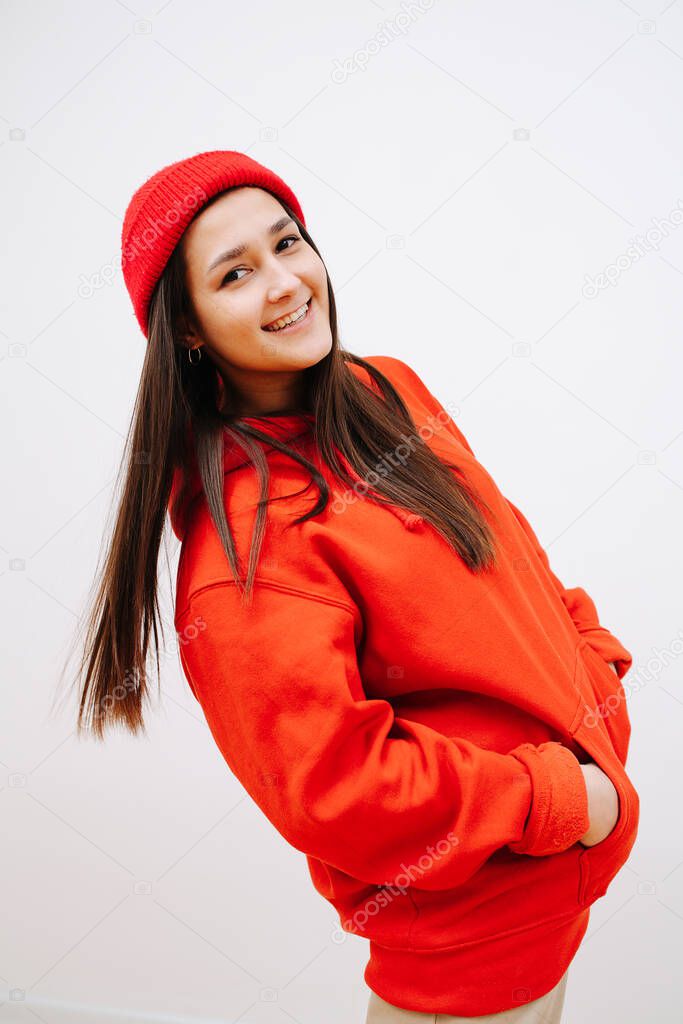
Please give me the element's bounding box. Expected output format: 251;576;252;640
506;742;590;856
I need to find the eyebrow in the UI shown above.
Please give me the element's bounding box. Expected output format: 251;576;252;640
206;216;296;277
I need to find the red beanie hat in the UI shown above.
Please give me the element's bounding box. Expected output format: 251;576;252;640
121;149;307;339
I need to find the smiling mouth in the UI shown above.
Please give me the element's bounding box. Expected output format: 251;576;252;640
262;298;312;332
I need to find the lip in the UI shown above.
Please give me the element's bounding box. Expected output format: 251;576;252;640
262;298;313;333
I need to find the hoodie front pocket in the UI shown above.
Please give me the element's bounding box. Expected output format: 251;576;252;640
403;841;586;950
577;769;639;905
570;719;639;906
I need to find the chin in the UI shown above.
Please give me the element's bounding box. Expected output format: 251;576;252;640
264;331;332;367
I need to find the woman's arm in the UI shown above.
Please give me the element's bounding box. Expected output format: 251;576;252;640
177;580;589;892
504;498;633;679
381;356;633;680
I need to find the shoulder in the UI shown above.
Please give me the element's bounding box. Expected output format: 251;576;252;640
349;353;418;383
352;354;475;457
351;354;459;428
348;354;437;410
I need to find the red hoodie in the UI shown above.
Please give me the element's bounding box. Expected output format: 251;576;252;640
170;355;639;1016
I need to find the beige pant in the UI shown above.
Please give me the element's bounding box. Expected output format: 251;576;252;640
365;969;569;1024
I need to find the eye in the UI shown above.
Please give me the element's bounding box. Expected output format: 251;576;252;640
220;235;301;286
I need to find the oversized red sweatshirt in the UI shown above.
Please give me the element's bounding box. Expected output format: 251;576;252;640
170;355;639;1016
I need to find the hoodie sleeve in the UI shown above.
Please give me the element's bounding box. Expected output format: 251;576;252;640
177;579;589;892
503;499;633;679
380;356;633;680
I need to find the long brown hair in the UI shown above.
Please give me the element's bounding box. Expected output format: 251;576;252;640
57;190;497;742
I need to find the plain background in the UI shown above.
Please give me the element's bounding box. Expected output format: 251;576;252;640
2;1;682;1021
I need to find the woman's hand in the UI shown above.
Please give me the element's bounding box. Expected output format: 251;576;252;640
577;762;620;847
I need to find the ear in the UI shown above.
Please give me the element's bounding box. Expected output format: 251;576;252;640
177;313;201;349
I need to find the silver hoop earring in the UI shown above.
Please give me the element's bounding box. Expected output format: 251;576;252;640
188;346;203;366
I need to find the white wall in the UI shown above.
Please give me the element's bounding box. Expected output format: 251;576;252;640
1;0;681;1020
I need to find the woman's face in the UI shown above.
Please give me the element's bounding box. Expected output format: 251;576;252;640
180;186;332;415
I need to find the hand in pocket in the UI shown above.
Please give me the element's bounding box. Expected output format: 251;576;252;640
578;763;620;847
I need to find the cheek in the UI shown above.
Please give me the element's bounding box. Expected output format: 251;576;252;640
309;259;328;299
209;293;259;334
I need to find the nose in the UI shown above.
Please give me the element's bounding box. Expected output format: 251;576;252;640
266;282;300;306
264;259;301;303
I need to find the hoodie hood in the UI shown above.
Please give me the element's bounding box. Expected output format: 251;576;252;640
168;408;425;541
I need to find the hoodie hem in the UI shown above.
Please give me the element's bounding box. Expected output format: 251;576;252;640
364;906;590;1017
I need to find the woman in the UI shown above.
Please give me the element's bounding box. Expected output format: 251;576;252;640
69;150;639;1022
